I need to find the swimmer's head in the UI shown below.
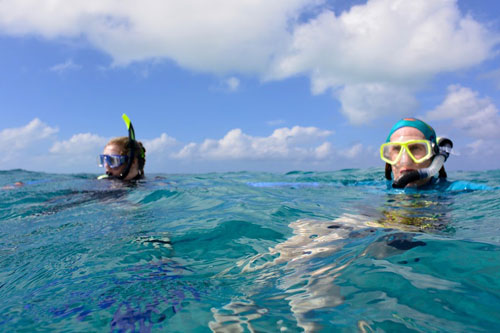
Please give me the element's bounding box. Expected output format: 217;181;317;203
381;118;445;187
101;137;146;180
98;114;146;181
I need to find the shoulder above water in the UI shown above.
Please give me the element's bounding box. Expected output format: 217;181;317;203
387;177;493;192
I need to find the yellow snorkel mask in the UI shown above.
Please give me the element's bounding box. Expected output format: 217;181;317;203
380;139;434;165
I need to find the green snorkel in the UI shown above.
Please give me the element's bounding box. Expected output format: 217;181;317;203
118;113;136;180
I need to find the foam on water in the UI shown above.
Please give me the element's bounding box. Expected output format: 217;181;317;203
0;169;499;332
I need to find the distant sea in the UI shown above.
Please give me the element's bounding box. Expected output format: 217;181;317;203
1;169;499;332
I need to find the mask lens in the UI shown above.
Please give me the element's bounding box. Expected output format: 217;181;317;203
383;143;402;163
108;155;121;168
408;142;429;159
98;155;127;168
98;155;105;167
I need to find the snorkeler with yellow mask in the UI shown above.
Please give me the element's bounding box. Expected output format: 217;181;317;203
381;117;452;188
98;114;146;181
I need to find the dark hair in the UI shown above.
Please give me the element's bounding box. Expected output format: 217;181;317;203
106;137;146;173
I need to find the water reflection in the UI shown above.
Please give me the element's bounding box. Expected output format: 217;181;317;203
374;192;453;232
213;192;454;332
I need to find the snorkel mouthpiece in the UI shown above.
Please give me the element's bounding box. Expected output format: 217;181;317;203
392;137;453;189
392;170;422;188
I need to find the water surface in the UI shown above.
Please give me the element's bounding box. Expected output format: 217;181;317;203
1;169;499;332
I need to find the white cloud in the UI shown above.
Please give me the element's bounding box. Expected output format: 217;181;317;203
47;133;108;170
338;143;364;159
271;0;494;85
337;83;418;125
314;141;333;159
225;77;240;92
50;59;81;73
426;85;500;138
458;139;500;171
0;0;497;125
466;139;484;156
0;118;58;169
50;133;108;154
268;0;496;123
0;0;314;73
1;119;388;173
142;133;178;154
0;118;58;152
174;126;333;161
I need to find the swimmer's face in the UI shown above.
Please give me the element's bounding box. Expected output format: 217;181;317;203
102;143;140;180
390;127;432;187
102;144;127;177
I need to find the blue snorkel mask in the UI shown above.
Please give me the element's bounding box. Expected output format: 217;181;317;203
98;154;128;169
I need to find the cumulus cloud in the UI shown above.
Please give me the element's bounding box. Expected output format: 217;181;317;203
314;142;333;159
46;133;108;170
466;139;485;156
337;84;418;125
0;118;58;169
271;0;494;84
0;0;313;73
426;85;500;138
142;133;178;154
268;0;496;123
338;143;364;159
50;59;81;73
50;133;108;154
0;119;380;172
459;139;500;170
0;118;58;152
174;126;333;161
0;0;497;125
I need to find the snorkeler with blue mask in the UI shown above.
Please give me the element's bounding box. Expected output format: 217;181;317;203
98;114;146;181
381;118;452;188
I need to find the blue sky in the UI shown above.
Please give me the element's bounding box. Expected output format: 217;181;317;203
1;0;500;174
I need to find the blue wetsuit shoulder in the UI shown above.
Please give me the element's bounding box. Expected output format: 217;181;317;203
420;177;491;191
441;179;491;191
385;177;492;192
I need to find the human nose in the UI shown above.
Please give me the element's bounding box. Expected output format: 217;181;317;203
399;148;413;165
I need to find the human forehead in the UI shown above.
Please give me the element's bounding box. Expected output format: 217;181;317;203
389;127;426;142
103;144;123;155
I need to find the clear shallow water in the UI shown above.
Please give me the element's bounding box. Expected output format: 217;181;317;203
0;169;499;332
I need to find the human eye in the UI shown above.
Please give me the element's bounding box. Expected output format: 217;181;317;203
409;143;426;157
390;145;401;153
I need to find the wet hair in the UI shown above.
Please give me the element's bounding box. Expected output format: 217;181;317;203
106;136;146;173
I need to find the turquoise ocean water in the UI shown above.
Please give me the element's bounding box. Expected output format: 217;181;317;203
1;169;499;332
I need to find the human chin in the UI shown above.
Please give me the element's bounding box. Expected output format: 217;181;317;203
107;166;125;177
